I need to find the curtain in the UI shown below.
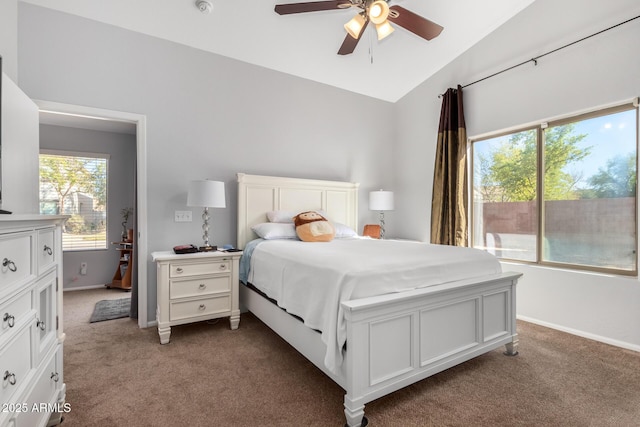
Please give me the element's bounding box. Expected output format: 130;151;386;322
430;85;468;246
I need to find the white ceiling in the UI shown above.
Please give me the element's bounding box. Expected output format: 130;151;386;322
39;110;137;135
21;0;536;103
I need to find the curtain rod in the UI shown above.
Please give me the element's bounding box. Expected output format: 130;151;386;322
438;14;640;98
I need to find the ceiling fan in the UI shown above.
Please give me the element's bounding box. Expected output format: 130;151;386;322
274;0;444;55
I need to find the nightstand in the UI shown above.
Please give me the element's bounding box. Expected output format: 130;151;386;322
151;250;242;344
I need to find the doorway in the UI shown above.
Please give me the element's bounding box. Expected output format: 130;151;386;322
35;100;149;328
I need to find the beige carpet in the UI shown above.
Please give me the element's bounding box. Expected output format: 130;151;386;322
61;288;640;427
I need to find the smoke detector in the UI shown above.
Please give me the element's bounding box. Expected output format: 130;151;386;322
196;0;213;14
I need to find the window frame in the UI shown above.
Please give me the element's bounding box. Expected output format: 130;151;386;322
469;100;639;276
39;149;110;252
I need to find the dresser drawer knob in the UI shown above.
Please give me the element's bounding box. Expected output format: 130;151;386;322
4;371;16;386
51;372;59;383
43;245;53;256
2;258;17;272
198;304;206;311
176;267;183;274
3;313;15;328
219;264;226;270
199;284;206;290
37;319;46;331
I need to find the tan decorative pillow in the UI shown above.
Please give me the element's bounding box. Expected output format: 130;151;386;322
293;211;335;242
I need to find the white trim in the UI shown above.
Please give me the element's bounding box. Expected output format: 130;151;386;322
63;284;108;292
34;100;149;329
40;149;110;159
517;315;640;353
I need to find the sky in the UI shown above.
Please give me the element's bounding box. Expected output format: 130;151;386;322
571;108;636;183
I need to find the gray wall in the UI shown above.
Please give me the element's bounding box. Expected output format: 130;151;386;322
17;3;395;321
39;124;136;290
0;0;18;81
394;0;640;350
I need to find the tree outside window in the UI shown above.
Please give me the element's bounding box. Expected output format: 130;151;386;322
39;152;108;251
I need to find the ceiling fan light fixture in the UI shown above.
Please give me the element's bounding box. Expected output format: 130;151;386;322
375;20;394;40
368;0;389;25
344;13;366;39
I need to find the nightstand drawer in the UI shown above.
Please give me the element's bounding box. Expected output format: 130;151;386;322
0;234;32;290
169;260;230;278
170;275;231;299
170;295;231;322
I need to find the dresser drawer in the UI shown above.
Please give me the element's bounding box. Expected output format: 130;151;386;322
0;291;33;340
169;260;230;278
0;234;32;290
170;295;231;322
170;275;231;299
15;347;61;427
36;228;56;274
0;326;33;403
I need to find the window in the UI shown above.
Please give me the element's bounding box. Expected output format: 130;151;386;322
39;150;109;251
471;102;638;275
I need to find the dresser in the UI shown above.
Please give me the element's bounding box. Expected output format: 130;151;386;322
0;215;68;427
151;251;242;344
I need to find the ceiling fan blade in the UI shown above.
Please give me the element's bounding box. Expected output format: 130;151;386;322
337;20;369;55
275;1;352;15
388;5;443;40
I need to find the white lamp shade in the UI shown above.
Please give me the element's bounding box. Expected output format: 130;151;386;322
369;190;394;211
187;180;226;208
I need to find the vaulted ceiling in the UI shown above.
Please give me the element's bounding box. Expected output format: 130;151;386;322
21;0;536;103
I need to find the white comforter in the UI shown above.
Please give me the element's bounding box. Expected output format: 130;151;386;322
247;238;502;375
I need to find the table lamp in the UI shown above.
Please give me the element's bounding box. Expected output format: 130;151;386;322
187;180;226;251
369;190;394;239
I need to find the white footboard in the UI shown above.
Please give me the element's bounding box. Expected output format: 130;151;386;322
341;272;521;427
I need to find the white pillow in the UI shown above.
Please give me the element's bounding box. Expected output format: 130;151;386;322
266;210;297;223
334;223;358;238
251;222;298;240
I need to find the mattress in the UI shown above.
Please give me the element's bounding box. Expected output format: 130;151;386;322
243;238;502;374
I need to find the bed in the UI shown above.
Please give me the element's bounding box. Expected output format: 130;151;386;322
236;173;521;427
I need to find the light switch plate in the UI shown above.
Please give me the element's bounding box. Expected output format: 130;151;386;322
175;210;192;222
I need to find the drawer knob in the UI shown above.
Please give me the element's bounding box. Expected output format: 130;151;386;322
198;304;206;310
37;319;46;331
219;264;226;270
2;258;17;272
3;313;15;328
176;267;183;273
199;284;206;290
4;371;16;386
43;245;53;256
51;372;59;383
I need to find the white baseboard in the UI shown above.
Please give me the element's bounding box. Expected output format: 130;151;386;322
517;315;640;353
63;284;108;292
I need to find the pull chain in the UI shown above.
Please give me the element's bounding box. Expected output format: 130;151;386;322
369;27;374;64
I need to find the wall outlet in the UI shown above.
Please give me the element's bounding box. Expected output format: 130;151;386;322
80;262;87;275
175;210;192;222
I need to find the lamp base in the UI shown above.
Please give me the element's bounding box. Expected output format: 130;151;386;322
199;245;217;252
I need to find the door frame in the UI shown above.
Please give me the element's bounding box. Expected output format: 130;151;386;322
35;100;150;328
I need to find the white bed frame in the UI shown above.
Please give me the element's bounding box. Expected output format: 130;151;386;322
237;173;521;427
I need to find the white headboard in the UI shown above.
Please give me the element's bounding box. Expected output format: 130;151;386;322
237;173;359;249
